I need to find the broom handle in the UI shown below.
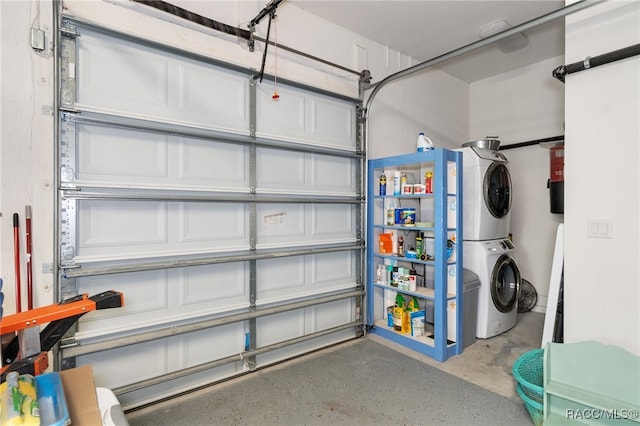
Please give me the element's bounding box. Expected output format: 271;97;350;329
26;206;33;310
13;213;21;313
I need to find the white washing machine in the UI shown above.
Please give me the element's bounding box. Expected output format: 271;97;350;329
455;146;512;241
463;239;521;338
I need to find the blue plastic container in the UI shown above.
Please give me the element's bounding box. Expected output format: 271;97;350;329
35;372;71;426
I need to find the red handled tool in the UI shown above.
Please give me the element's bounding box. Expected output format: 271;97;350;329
13;213;21;313
25;206;34;310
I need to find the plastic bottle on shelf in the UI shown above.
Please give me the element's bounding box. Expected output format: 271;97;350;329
397;236;404;256
379;172;387;196
393;171;401;195
393;294;406;331
416;132;434;152
386;201;395;225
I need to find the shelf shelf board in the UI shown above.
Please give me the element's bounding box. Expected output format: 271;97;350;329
372;253;456;267
372;282;456;300
372;319;435;346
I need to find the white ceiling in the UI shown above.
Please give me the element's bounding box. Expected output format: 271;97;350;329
288;0;566;83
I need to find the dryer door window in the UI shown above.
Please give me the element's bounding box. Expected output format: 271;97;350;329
490;255;521;313
484;163;512;218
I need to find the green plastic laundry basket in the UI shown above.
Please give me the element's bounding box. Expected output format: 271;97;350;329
512;348;544;403
516;383;544;426
512;349;544;425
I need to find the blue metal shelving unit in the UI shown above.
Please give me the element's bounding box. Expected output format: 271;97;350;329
366;148;463;362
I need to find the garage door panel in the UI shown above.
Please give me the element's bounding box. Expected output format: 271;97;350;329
257;253;357;304
75;123;250;190
256;149;356;196
77;264;250;339
78;124;168;179
256;204;355;249
256;256;305;299
311;299;355;330
78;35;170;111
76;201;249;260
77;270;169;336
256;85;306;139
178;322;246;368
177;63;248;128
78;340;169;389
309;97;355;149
310;154;356;194
256;204;305;246
311;252;356;287
77;30;249;133
311;204;355;238
179;202;248;244
256;84;355;150
256;149;306;190
254;329;355;368
179;263;248;306
255;304;356;367
178;137;249;188
78;200;168;252
256;310;305;348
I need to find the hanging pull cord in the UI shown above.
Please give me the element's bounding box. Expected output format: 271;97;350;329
258;12;275;83
272;14;279;100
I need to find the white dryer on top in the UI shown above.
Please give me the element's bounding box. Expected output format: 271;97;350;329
456;146;512;241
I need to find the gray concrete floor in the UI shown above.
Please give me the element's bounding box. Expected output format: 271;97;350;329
126;312;543;425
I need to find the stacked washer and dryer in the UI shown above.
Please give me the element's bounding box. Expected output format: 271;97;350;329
456;140;522;339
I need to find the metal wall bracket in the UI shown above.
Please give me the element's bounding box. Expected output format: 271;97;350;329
59;196;77;265
60;20;79;38
59;33;77;107
59;117;76;183
358;69;371;99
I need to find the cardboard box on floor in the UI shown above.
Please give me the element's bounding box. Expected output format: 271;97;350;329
59;365;103;425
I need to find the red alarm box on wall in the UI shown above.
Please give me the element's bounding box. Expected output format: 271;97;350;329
548;143;564;214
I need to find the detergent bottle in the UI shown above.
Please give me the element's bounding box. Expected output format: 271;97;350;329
416;132;434;152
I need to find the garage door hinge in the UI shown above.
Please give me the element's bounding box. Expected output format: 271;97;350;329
59;337;79;349
60;107;80;115
60;262;80;270
356;106;365;124
60;21;78;38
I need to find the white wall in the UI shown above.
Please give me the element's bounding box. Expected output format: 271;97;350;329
367;68;469;159
0;1;56;312
470;56;566;312
564;0;640;356
0;1;467;314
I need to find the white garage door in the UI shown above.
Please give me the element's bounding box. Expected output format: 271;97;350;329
57;19;364;408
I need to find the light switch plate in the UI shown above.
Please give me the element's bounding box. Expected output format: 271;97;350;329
587;219;613;239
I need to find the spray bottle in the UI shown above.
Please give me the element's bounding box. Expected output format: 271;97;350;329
393;171;401;195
